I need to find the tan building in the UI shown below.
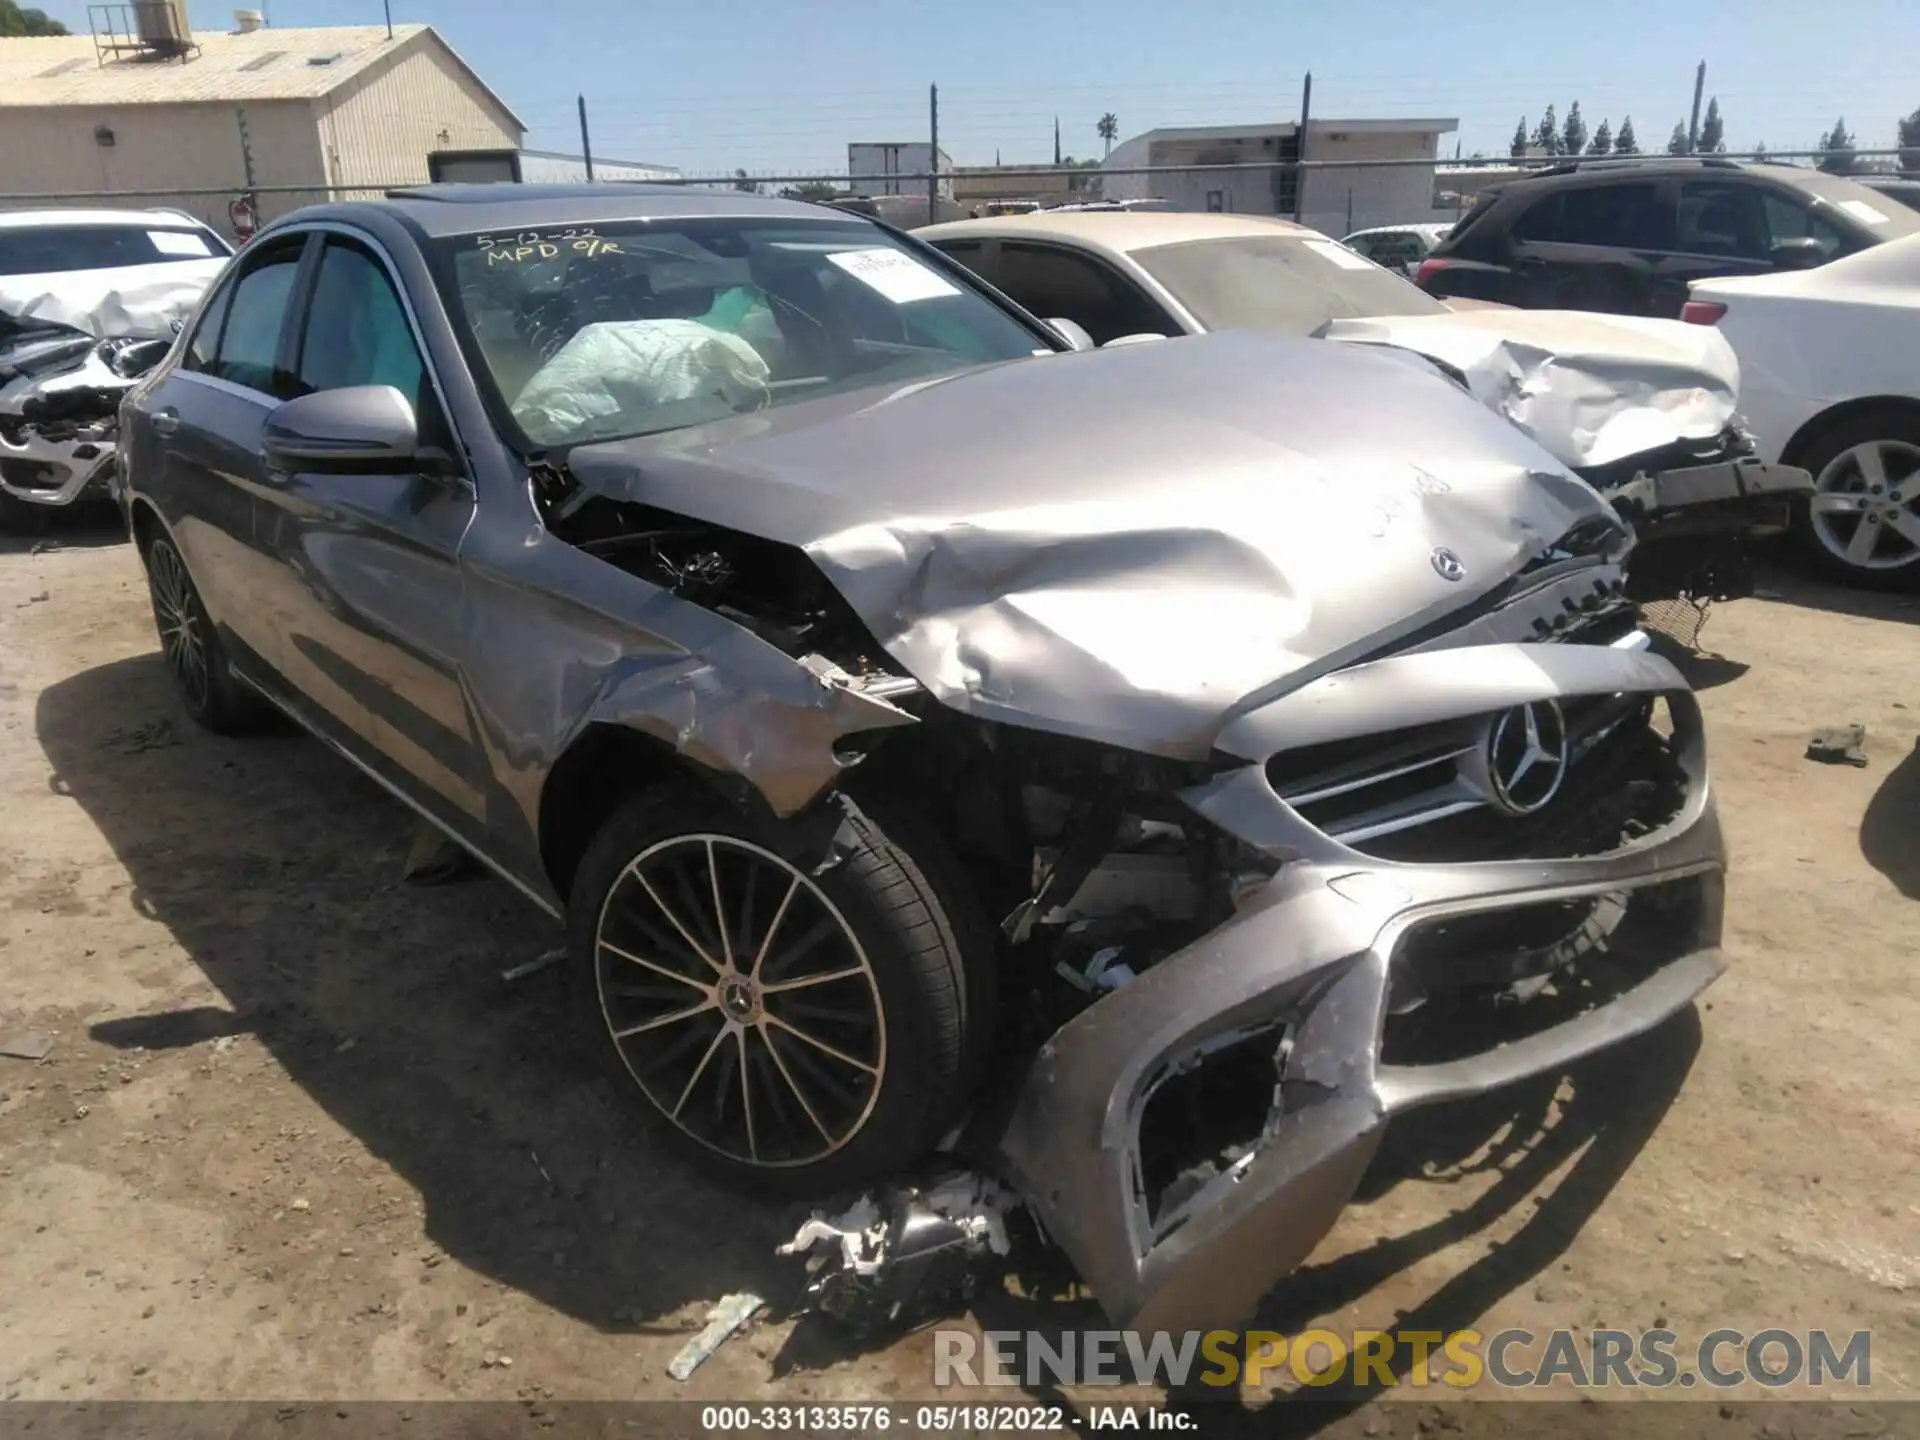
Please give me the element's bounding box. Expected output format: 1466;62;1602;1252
1100;118;1458;235
0;9;524;235
949;165;1081;207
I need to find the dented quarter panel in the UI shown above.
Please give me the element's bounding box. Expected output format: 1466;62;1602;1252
1322;308;1741;471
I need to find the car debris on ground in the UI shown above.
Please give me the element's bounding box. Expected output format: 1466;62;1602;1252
1805;723;1869;766
0;1031;54;1061
667;1292;766;1381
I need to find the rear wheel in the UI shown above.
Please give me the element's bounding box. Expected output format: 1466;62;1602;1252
1792;411;1920;590
567;785;988;1196
144;533;261;732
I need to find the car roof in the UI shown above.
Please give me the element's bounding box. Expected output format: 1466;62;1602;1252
917;210;1317;254
296;184;851;239
0;207;212;230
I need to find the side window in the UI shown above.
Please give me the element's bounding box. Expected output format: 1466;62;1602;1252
212;244;305;396
992;243;1171;344
930;240;987;271
1510;194;1565;243
183;279;233;373
1563;184;1671;249
1677;181;1771;260
294;239;429;416
1759;193;1847;260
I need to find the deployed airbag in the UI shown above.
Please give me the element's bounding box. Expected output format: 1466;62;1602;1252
0;258;227;342
1322;308;1740;470
513;319;771;444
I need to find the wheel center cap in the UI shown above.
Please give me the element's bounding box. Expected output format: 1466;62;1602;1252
719;976;758;1020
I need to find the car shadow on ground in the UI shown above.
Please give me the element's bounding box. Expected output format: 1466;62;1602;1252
41;651;799;1337
1860;734;1920;900
1749;560;1920;626
787;1008;1703;1426
0;505;128;555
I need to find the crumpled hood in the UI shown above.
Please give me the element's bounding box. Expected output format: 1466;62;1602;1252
1322;308;1740;471
0;257;227;343
567;329;1619;759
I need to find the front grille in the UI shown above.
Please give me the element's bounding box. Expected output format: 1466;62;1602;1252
1267;692;1689;863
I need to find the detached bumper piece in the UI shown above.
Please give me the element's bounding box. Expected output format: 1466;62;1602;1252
993;642;1727;1334
1600;451;1815;604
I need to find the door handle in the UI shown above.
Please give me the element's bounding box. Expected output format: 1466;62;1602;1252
151;408;180;437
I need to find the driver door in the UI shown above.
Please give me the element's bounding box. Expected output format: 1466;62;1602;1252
251;231;489;835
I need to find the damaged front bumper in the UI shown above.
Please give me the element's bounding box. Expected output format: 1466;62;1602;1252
1608;454;1812;537
989;641;1724;1335
1585;444;1814;603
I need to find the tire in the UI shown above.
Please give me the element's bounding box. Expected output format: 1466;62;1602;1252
142;533;262;733
1790;409;1920;591
567;783;991;1196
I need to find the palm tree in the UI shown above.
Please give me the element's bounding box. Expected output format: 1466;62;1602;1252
1097;113;1119;158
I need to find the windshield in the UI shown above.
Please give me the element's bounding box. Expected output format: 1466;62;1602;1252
1131;234;1448;335
0;223;227;278
439;217;1048;448
1784;171;1920;238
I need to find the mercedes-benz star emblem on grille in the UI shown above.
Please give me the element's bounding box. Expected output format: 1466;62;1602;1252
1486;699;1569;816
1430;546;1466;582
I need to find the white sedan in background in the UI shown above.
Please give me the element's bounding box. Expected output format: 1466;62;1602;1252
1685;234;1920;587
1339;222;1454;276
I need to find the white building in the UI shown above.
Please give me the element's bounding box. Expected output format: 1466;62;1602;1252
0;10;523;236
518;149;682;184
1100;118;1459;234
847;142;953;199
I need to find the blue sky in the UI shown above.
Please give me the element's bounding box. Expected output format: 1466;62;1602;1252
32;0;1920;178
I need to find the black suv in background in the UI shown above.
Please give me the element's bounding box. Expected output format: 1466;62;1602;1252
1415;157;1920;316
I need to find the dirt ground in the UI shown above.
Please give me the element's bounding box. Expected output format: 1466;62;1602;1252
1;515;1917;1432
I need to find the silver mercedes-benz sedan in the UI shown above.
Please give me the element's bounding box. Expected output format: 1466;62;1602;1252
117;186;1725;1334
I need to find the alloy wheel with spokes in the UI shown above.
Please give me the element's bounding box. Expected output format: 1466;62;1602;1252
147;538;213;715
1807;438;1920;575
594;833;887;1169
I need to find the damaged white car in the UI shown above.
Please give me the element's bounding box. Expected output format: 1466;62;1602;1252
0;208;229;527
118;188;1727;1336
920;210;1813;605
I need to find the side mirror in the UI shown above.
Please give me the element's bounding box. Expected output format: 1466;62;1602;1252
1045;317;1096;352
263;385;429;473
1100;332;1167;348
1769;237;1826;271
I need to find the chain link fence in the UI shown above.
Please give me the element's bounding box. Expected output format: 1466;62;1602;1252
2;148;1911;242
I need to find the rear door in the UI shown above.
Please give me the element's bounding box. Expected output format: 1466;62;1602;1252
252;229;488;835
132;232;312;680
1502;178;1675;314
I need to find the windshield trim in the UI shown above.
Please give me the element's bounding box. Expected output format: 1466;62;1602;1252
428;212;1064;458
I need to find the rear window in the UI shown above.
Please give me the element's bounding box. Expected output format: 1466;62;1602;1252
1775;171;1920;238
1131;234;1447;335
0;223;226;278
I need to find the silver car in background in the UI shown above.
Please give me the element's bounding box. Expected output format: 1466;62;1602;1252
0;208;229;526
116;186;1725;1334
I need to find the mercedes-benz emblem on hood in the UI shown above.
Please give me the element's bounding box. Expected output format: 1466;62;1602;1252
1430;546;1466;582
1485;699;1569;816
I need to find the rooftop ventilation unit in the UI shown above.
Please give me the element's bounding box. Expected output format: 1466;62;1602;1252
88;2;200;65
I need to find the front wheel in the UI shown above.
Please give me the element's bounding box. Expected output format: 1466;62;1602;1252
1792;411;1920;590
567;785;988;1196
